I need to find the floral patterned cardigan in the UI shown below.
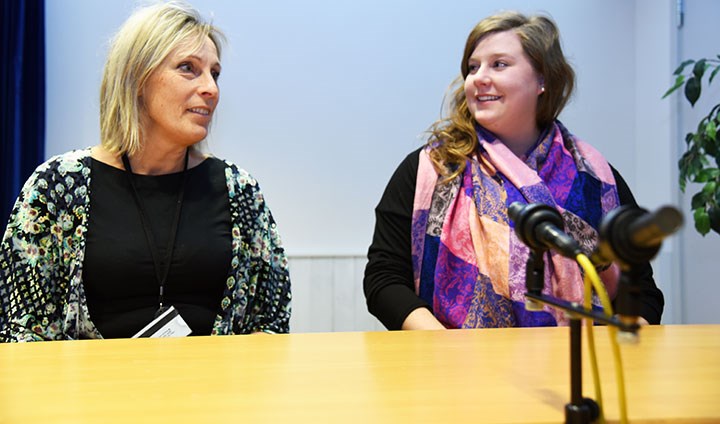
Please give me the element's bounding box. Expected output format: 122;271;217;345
0;149;291;342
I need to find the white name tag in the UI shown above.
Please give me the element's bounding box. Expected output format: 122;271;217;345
132;305;192;338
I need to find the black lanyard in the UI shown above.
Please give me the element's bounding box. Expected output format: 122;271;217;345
121;149;189;316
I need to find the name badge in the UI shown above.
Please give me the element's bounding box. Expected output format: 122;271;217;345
132;305;192;338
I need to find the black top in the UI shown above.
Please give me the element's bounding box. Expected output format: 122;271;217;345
83;157;231;338
363;147;665;330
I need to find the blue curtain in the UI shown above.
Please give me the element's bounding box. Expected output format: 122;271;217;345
1;0;45;224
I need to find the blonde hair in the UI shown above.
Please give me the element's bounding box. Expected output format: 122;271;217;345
427;11;575;180
99;1;225;155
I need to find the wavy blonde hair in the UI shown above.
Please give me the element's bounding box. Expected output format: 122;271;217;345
427;11;575;180
99;1;225;156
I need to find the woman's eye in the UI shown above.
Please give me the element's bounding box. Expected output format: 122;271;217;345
211;70;220;81
468;64;479;73
493;61;508;68
178;62;194;73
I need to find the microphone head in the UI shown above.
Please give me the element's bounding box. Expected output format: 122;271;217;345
596;204;683;267
508;202;565;252
628;206;683;247
508;201;526;223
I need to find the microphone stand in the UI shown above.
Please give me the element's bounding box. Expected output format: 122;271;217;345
523;251;639;424
511;202;681;423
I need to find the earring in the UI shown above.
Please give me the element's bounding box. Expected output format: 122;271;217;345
540;86;545;93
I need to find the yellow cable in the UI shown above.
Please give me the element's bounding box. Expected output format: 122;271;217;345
575;253;629;424
582;270;605;424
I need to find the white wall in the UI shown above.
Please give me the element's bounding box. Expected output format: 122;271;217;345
45;0;716;331
45;0;638;255
633;0;681;323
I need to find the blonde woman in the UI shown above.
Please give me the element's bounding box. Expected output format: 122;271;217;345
0;1;291;341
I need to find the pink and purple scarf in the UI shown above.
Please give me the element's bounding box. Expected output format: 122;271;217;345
411;122;620;328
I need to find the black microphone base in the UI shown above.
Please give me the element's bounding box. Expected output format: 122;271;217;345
565;398;600;424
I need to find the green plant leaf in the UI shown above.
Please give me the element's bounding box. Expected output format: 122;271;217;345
705;137;719;157
693;59;708;79
707;119;718;140
712;124;720;167
688;145;709;171
698;153;710;168
685;76;701;106
692;191;709;209
697;116;710;134
678;157;690;191
696;168;720;183
702;181;717;195
680;145;706;184
710;65;720;84
699;132;716;157
709;206;720;235
673;59;695;75
694;170;709;183
694;207;711;235
662;75;686;98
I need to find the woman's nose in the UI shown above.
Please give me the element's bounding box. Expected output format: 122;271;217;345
199;72;219;98
471;68;490;87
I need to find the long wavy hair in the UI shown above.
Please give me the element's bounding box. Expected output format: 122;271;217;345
427;11;575;180
99;1;225;156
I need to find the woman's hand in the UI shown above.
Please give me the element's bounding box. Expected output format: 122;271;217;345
401;308;446;330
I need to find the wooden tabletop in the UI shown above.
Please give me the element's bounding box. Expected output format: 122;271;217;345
1;325;718;423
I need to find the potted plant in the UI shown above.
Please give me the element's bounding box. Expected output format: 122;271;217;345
663;56;720;235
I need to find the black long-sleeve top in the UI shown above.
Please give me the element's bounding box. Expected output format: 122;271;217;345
364;147;665;330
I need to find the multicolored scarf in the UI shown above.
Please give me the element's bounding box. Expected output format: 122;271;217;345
411;121;620;328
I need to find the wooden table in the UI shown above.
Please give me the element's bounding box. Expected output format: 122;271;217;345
1;325;718;423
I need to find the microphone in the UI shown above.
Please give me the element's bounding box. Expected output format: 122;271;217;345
593;205;683;336
508;202;583;258
592;205;683;268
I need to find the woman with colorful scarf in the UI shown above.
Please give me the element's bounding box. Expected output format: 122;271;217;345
363;12;663;330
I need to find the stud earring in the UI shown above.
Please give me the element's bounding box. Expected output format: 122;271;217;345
540;86;545;93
